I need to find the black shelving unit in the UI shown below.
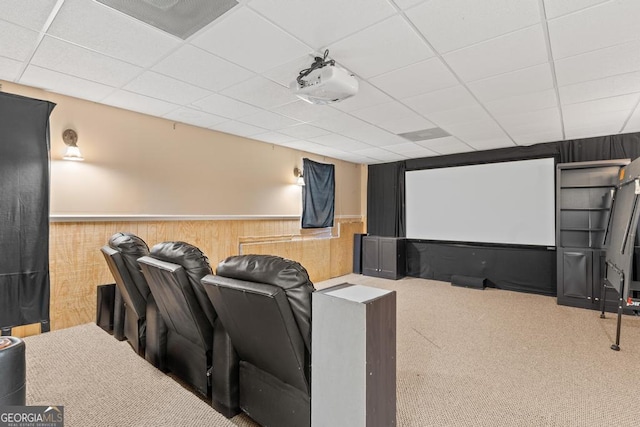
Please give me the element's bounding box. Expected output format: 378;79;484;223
556;160;629;310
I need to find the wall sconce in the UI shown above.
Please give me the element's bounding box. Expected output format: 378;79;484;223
294;167;305;186
62;129;84;161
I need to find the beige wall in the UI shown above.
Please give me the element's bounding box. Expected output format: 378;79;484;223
2;81;364;217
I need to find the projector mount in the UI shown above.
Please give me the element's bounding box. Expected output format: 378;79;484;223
296;49;335;87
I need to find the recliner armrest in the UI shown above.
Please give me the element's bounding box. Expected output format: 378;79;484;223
145;293;167;371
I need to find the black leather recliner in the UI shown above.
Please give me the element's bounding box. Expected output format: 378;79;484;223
201;254;315;427
138;242;238;417
101;232;151;356
0;337;26;405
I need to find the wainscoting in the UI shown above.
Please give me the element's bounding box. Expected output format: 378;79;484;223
12;217;363;338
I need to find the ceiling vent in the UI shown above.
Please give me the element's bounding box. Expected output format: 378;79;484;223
96;0;238;39
398;127;450;142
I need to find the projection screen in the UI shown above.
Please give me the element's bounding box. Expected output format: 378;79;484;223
405;158;555;246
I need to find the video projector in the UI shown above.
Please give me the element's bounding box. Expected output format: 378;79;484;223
290;54;358;105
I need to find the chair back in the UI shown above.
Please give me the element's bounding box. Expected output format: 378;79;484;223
138;241;215;351
101;232;150;320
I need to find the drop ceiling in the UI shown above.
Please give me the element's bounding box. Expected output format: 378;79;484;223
2;0;640;164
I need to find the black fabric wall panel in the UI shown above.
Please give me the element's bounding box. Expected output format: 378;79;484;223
0;92;55;330
302;158;335;229
367;162;405;237
558;133;640;163
406;241;556;296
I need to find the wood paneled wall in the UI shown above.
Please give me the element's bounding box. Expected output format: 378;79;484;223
12;218;363;338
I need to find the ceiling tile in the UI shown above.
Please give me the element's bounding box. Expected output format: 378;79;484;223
0;0;58;31
564;112;629;139
554;40;640;86
496;107;562;135
465;138;515;151
311;113;405;146
192;7;311;73
0;56;24;81
377;115;437;135
31;36;143;87
125;71;212;105
263;54;318;87
249;0;396;49
443;25;548;82
328;15;433;79
332;153;375;164
153;45;255;92
383;145;439;158
543;0;608;19
221;75;297;109
369;58;459;100
559;71;640;105
468;63;554;102
563;93;640;138
330;81;393;112
308;134;372;151
350;101;434;131
310;112;372;133
353;147;408;162
0;20;39;61
209;120;267;137
623;107;640;133
237;110;301;130
427;105;491;127
562;93;640;124
381;141;427;153
47;0;181;67
273;100;342;123
404;85;478;116
163;107;228;128
102;90;179;117
252;131;297;144
306;146;355;160
280;140;336;156
393;0;426;10
278;124;331;139
485;89;558;116
191;94;262;119
19;65;116;102
406;0;541;53
512;130;564;145
416;136;474;155
548;0;640;59
443;119;514;148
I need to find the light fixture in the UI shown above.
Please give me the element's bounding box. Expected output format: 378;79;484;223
62;129;84;161
294;167;305;186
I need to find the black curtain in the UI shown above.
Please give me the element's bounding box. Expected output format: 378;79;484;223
301;158;335;228
558;133;640;162
0;92;55;332
367;161;405;237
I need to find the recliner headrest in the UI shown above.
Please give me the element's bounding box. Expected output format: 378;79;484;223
108;232;151;301
216;255;314;291
109;232;149;257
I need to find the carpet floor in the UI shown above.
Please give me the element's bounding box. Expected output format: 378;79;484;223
24;274;640;426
